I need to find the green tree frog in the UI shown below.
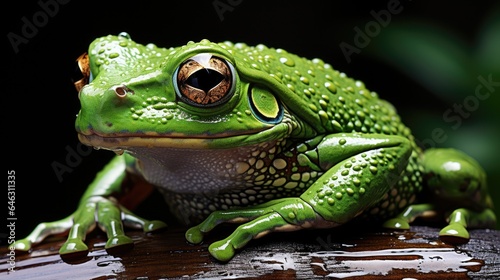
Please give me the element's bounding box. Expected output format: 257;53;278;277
15;33;496;262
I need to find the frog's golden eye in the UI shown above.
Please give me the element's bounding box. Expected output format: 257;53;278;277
73;52;91;92
174;54;235;107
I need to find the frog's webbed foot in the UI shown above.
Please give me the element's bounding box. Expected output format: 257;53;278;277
186;197;326;262
14;196;167;259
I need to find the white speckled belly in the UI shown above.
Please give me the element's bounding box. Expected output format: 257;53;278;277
128;142;279;195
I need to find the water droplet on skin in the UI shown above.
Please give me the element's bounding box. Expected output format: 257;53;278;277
325;82;337;93
319;99;328;109
118;32;131;39
280;57;295;67
319;110;329;122
331;120;343;131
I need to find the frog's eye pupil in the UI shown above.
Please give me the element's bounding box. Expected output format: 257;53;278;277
175;54;235;107
186;69;224;93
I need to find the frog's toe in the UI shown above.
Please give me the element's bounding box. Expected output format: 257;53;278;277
13;238;33;251
185;225;204;244
59;238;89;258
122;209;167;233
439;224;470;244
105;235;134;255
383;217;410;230
143;220;168;233
209;239;236;262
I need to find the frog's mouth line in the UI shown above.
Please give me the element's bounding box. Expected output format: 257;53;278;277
77;123;290;150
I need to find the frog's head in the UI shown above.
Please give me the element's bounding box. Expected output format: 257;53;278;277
74;33;317;152
422;148;493;210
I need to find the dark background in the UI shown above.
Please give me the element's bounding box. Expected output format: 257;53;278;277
3;0;499;245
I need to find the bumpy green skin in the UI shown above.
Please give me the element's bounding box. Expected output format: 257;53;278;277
15;33;496;262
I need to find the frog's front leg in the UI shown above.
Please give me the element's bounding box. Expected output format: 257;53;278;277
186;133;413;262
14;154;167;258
186;198;319;262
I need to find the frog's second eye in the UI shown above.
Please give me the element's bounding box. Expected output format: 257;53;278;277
175;54;235;107
73;52;91;92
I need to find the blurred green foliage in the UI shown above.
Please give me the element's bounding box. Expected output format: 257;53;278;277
367;6;500;228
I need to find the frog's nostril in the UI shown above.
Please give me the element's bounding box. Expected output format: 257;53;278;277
112;85;134;98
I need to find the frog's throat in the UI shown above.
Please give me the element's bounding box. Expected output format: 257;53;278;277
77;123;291;150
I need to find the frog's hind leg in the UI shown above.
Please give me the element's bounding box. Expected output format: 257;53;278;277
396;148;497;244
425;148;497;243
439;207;496;244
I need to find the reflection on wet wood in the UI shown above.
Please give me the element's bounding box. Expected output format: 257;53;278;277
1;225;499;279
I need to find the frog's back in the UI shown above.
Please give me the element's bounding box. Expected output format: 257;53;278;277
225;42;415;141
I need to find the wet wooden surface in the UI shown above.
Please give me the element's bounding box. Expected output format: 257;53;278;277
1;224;499;279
